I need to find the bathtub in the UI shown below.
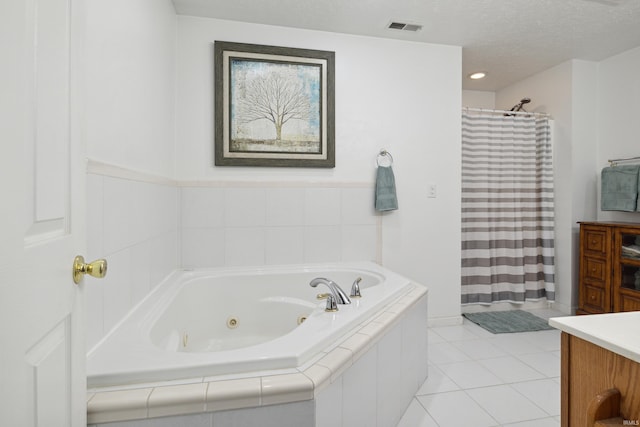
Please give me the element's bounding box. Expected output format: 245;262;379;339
87;261;417;388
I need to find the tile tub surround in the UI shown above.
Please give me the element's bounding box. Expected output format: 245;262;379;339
179;183;381;268
86;160;382;352
86;166;179;352
87;284;428;425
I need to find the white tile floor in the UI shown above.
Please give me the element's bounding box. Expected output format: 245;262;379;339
397;309;564;427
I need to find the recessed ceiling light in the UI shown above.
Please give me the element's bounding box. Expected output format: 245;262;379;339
468;72;487;80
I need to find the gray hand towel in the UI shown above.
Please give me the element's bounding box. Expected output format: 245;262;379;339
601;165;639;212
375;166;398;211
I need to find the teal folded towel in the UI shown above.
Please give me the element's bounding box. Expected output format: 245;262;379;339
601;165;640;212
375;166;398;211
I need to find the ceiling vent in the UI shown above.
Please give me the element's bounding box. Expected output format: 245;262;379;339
387;21;423;32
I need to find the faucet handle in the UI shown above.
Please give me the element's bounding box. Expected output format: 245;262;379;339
325;294;338;312
350;277;362;298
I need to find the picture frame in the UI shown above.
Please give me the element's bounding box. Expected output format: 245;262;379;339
214;41;335;167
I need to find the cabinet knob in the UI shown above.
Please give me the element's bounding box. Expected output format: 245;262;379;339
590;295;596;300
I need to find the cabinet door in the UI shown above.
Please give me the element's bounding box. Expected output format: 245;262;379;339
613;228;640;312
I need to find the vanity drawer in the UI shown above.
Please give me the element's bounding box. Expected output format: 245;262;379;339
583;229;607;256
581;284;607;313
582;258;607;282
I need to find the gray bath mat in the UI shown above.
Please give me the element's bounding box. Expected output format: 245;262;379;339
463;310;554;334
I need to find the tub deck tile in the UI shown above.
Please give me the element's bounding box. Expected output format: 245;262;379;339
316;347;354;383
376;310;402;325
261;373;314;405
358;317;388;339
302;364;331;394
148;383;207;418
339;332;375;361
206;377;261;412
87;387;152;424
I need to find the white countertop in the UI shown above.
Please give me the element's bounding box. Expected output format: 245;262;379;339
549;312;640;364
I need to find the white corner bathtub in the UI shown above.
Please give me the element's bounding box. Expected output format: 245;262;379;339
87;261;416;388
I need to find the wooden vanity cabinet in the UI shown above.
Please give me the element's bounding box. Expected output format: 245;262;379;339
561;332;640;426
578;222;640;314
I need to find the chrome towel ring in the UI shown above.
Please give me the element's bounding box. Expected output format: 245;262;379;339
377;150;393;166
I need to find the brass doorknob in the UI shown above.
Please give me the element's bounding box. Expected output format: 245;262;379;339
73;255;107;284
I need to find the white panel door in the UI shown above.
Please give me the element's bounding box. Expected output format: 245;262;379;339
0;0;88;426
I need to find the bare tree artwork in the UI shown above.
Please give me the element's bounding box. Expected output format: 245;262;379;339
230;59;321;153
215;42;334;167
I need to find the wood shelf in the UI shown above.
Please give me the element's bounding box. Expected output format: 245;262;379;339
620;258;640;267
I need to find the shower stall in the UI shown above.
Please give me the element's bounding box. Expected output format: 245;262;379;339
461;106;555;305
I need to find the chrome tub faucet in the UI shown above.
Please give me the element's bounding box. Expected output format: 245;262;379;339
310;277;352;310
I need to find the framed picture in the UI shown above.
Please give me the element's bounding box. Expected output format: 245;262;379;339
214;41;335;167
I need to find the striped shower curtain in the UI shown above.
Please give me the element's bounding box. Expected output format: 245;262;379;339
461;112;555;304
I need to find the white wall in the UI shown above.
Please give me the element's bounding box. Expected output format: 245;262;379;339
85;0;176;177
175;17;462;324
462;90;496;109
84;0;178;349
597;46;640;222
496;59;599;313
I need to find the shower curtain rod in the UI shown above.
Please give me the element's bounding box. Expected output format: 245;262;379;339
462;107;551;118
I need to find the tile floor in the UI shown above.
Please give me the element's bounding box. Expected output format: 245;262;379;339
397;309;564;427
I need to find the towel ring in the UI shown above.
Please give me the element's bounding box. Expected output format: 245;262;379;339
377;150;393;166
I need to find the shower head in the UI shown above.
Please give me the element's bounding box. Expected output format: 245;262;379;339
506;97;532;114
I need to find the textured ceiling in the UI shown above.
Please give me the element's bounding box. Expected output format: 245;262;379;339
172;0;640;91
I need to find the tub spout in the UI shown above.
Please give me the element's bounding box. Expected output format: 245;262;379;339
309;277;351;305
